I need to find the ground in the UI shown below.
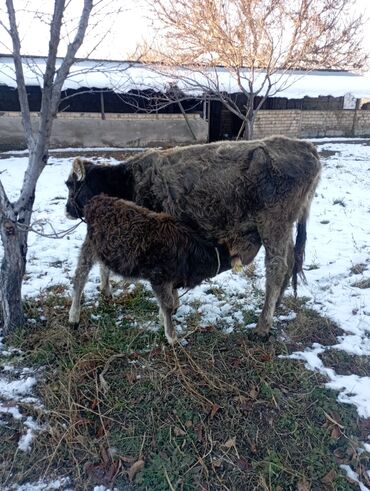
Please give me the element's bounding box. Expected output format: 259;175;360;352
0;139;369;490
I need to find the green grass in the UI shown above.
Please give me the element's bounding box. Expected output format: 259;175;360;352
0;285;369;490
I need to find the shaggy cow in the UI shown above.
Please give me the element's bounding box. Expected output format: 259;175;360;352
69;195;233;344
66;136;321;337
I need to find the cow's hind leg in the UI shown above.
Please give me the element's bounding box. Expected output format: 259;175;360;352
276;236;294;308
69;238;95;325
255;224;291;336
151;282;177;345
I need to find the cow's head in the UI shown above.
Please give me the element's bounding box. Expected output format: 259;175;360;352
65;158;96;219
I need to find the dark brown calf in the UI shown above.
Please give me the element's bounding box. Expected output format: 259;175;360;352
69;195;233;344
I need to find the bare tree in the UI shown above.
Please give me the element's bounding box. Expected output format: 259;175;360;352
144;0;368;139
0;0;112;333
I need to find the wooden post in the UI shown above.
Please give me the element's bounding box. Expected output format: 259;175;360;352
100;91;106;120
351;98;361;137
207;95;211;142
177;100;197;140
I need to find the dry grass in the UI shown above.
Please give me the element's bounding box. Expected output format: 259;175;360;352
1;286;369;490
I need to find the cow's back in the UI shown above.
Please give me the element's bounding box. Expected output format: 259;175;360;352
129;136;321;239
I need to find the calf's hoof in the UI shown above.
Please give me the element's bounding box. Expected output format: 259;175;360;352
100;288;112;299
165;332;177;346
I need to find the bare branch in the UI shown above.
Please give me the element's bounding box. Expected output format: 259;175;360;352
0;177;11;213
143;0;368;138
52;0;94;113
5;0;35;148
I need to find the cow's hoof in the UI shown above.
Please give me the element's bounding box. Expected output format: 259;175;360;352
248;331;270;343
68;313;80;325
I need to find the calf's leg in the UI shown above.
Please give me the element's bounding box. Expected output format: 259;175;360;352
172;288;180;310
69;238;96;324
99;263;112;297
151;282;177;345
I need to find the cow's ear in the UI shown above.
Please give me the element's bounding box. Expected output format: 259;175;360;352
72;158;87;181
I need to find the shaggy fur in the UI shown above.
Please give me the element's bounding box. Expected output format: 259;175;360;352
66;136;321;336
69;195;232;344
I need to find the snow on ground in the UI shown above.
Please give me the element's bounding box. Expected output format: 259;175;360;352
287;142;370;417
0;140;370;489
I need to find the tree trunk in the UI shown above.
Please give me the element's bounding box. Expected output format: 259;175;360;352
0;166;35;334
243;101;255;140
0;208;28;334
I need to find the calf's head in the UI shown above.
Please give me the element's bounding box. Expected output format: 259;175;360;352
65;158;96;219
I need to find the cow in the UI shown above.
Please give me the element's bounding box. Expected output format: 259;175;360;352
69;195;234;344
65;136;321;337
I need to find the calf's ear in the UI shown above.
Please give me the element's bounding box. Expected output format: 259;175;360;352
72;158;86;181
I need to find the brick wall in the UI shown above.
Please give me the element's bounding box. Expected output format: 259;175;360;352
253;110;370;139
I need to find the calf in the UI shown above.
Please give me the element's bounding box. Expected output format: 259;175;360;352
69;195;234;344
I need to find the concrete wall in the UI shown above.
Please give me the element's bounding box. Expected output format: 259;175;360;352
1;109;370;150
253;109;370;139
0;112;208;150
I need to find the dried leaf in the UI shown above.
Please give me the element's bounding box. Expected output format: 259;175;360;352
121;455;136;464
249;387;258;399
222;436;236;449
126;371;137;384
97;425;107;439
91;398;99;410
297;478;311;491
195;423;204;442
174;426;186;437
259;353;272;362
321;468;337;484
331;425;341;440
236;457;251;471
100;446;110;465
128;459;145;481
212;458;222;468
210;403;221;419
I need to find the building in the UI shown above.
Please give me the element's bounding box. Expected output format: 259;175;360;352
1;54;370;149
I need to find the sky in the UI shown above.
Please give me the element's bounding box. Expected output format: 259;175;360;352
0;0;369;64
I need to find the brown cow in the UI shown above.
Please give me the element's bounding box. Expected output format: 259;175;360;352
66;136;321;337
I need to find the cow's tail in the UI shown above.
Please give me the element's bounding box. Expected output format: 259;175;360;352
292;174;320;296
292;215;308;296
